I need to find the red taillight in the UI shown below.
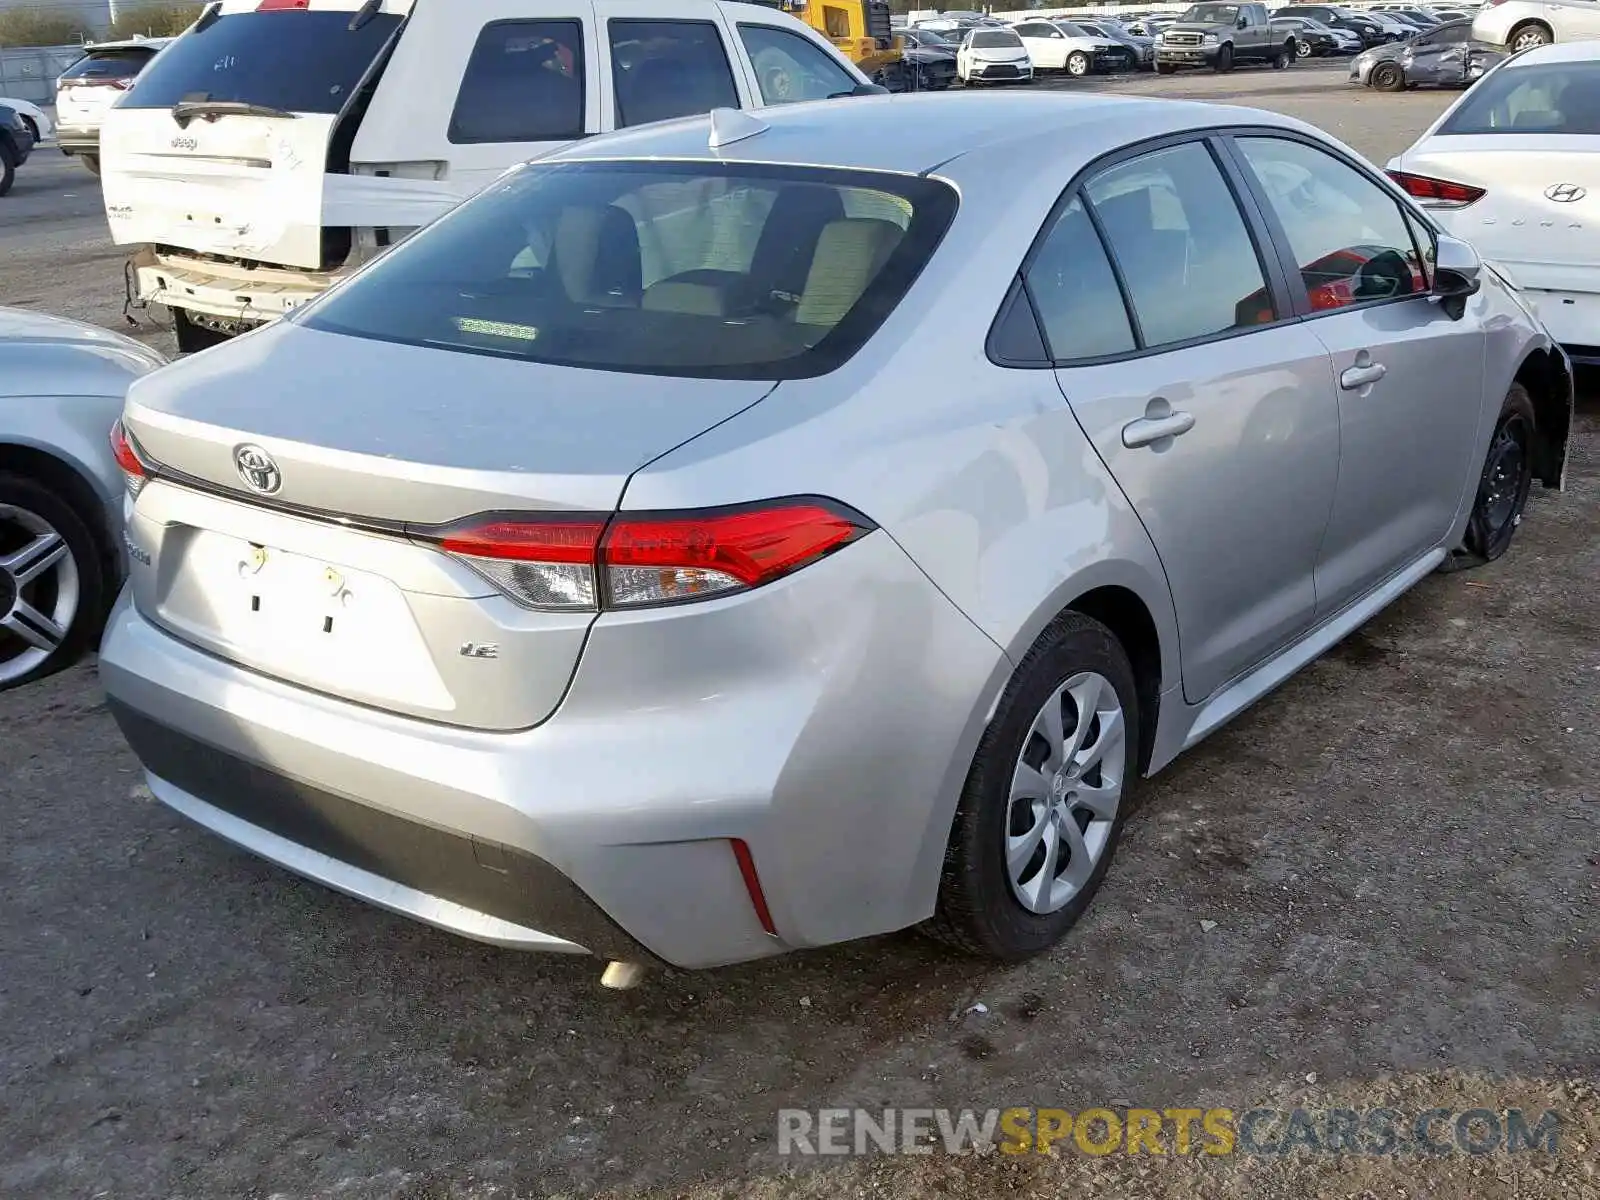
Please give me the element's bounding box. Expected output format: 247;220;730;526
1387;169;1485;208
423;499;873;612
110;420;150;496
257;0;311;8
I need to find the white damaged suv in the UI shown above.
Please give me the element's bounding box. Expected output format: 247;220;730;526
100;0;875;353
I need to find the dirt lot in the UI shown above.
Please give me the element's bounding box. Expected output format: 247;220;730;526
1;65;1596;1200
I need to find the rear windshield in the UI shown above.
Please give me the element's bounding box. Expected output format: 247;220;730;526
301;161;958;380
971;31;1019;47
119;11;402;114
1440;61;1600;134
60;49;154;82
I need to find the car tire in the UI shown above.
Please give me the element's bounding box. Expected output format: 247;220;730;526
1508;21;1552;51
1296;38;1315;58
20;116;38;143
1066;50;1091;76
0;144;13;198
1444;384;1537;569
1371;61;1405;91
922;611;1139;961
1214;42;1234;72
0;472;108;692
1273;43;1293;68
81;154;100;177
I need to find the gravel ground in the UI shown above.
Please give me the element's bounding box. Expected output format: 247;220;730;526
1;64;1595;1200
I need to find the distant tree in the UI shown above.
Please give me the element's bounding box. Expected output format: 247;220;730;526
0;11;91;48
107;2;204;39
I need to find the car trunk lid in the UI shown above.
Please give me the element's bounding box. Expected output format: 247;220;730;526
119;320;776;729
1401;137;1600;290
100;0;412;271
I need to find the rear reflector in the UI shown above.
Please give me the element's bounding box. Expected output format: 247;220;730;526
1387;169;1485;208
730;839;778;937
110;420;150;497
421;498;874;612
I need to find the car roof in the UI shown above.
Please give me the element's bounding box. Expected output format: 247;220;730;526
1502;40;1600;67
546;91;1310;180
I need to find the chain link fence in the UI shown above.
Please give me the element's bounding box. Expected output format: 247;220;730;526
0;41;81;103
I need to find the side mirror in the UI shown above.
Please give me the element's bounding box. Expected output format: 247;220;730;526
1431;233;1482;317
847;82;890;95
1237;16;1249;27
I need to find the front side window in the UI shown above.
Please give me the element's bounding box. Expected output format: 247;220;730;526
301;161;956;380
450;20;585;144
115;11;401;113
738;24;857;105
1426;23;1469;45
1084;141;1274;349
1439;62;1600;134
1025;196;1136;361
1236;136;1427;311
609;19;739;128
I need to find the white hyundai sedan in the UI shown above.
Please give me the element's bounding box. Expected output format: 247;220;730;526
1388;42;1600;362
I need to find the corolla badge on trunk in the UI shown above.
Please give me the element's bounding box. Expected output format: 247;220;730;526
234;444;282;495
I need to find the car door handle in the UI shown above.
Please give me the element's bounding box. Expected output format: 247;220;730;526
1340;362;1387;390
1122;411;1196;448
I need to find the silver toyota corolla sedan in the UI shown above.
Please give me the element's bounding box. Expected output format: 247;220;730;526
100;94;1572;981
0;308;165;690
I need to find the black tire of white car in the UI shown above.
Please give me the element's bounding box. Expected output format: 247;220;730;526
0;473;106;691
1214;42;1235;72
923;612;1139;961
81;154;100;178
1508;21;1552;51
1067;51;1090;76
1449;384;1537;569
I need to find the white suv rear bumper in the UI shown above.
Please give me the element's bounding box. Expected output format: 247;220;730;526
131;245;344;324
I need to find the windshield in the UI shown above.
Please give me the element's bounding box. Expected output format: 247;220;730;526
1179;5;1240;22
916;28;952;44
119;11;402;114
971;30;1019;47
1055;23;1090;36
1440;62;1600;134
301;161;958;381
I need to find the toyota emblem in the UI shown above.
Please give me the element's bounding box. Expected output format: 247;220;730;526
234;444;282;495
1545;183;1587;204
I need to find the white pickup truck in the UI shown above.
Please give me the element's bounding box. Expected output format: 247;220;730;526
101;0;876;352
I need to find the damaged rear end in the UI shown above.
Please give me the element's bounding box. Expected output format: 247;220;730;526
101;0;446;345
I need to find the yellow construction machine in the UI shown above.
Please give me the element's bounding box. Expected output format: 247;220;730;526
751;0;908;88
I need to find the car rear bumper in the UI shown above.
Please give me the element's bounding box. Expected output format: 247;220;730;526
99;525;1006;969
1516;288;1600;362
129;245;338;323
56;126;99;155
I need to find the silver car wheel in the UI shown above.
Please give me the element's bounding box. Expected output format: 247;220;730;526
1511;26;1551;51
1005;671;1126;915
0;504;81;684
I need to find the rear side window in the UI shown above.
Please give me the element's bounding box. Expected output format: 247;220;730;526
1025;196;1136;361
1084;142;1274;349
301;161;957;380
1440;62;1600;134
450;20;585;144
738;24;858;105
60;49;153;83
118;11;402;113
609;20;739;129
